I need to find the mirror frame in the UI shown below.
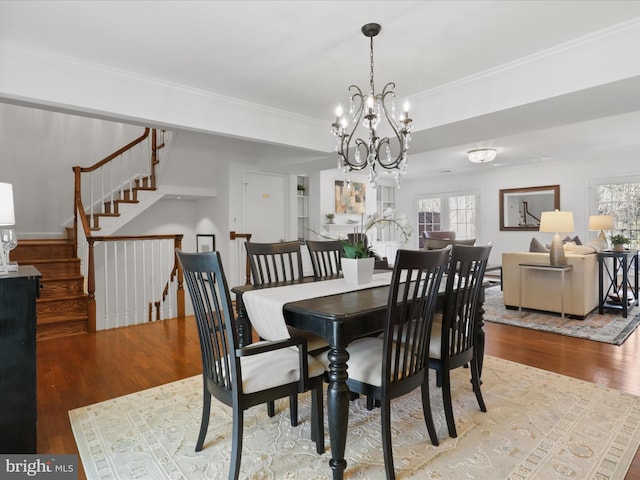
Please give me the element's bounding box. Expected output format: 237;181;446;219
499;185;560;231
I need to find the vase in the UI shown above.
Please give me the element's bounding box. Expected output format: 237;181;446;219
341;257;375;285
613;243;625;252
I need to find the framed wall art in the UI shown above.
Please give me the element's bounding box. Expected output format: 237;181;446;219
334;180;366;214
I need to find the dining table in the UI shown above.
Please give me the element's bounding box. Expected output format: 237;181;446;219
231;272;487;480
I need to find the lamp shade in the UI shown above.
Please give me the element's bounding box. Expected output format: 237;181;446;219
0;183;15;226
588;214;614;231
539;210;574;233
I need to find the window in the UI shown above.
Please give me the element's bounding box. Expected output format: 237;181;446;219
593;178;640;247
417;193;477;248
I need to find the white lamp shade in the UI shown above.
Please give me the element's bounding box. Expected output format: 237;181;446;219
0;183;15;226
539;210;574;233
588;214;614;231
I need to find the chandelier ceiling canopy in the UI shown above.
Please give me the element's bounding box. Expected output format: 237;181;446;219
331;23;412;189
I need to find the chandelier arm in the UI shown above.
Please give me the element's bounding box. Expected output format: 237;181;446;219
375;84;406;169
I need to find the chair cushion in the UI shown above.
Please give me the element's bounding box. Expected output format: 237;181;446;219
319;337;408;387
321;337;386;386
429;313;443;360
239;344;325;393
287;326;329;352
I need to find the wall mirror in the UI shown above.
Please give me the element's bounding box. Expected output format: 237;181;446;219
499;185;560;231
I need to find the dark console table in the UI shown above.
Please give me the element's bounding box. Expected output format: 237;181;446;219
0;265;42;453
598;250;638;318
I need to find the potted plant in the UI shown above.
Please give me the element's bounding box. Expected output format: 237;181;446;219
297;184;306;196
325;213;335;224
610;233;630;252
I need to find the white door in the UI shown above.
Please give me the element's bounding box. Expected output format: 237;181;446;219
244;172;288;243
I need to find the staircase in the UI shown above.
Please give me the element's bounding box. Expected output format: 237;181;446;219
12;239;88;340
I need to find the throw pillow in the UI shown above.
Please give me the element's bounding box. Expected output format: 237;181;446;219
529;237;549;253
563;235;582;245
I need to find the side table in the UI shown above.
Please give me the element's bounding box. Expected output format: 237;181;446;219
597;249;639;318
519;263;573;319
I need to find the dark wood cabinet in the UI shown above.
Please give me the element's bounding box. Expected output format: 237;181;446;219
0;266;41;453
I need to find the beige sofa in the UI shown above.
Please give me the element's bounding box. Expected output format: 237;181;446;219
502;252;599;318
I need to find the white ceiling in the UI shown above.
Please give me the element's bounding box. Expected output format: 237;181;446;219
2;0;640;178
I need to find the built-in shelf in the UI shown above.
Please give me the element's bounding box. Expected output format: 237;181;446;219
296;176;309;241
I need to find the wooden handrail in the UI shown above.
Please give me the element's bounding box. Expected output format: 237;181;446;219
77;128;150;173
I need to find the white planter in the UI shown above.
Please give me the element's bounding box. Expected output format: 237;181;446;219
341;257;375;285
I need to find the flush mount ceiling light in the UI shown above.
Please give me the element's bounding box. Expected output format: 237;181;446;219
468;148;497;163
331;23;412;189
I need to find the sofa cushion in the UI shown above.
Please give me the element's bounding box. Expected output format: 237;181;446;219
529;237;549;253
564;242;596;254
584;237;608;252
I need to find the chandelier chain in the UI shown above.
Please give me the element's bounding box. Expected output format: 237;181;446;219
369;35;375;94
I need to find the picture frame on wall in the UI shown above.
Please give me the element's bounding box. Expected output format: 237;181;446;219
335;180;366;214
196;234;216;252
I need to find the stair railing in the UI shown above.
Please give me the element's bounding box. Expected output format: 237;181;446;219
86;234;184;331
73;128;184;331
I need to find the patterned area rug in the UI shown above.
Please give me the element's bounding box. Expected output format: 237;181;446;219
483;286;640;345
69;356;640;479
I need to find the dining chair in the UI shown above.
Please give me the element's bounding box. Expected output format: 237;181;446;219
423;230;456;240
176;249;325;480
429;243;492;439
306;239;342;279
244;240;329;419
321;248;450;479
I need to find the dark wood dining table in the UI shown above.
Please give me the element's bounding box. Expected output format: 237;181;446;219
232;276;487;480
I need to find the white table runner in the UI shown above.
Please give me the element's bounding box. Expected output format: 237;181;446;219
243;272;395;341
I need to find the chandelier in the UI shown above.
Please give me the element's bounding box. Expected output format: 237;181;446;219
331;23;412;189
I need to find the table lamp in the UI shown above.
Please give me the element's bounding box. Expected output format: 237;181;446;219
588;214;614;246
539;210;574;266
0;183;15;275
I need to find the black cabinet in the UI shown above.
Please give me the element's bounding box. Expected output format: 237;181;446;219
0;266;41;453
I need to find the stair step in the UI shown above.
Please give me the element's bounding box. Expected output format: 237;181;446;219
39;276;84;299
22;259;81;277
12;239;75;262
37;319;88;341
37;295;88;324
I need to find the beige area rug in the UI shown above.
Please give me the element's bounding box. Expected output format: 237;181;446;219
69;356;640;479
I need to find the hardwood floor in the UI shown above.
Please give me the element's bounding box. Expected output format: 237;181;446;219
37;315;640;479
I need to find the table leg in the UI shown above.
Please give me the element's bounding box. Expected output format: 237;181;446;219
475;296;486;379
233;292;251;347
326;345;349;480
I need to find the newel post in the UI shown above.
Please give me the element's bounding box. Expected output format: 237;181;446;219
72;166;81;253
175;235;185;319
87;238;97;332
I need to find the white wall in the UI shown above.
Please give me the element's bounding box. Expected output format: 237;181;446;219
0;103;141;237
